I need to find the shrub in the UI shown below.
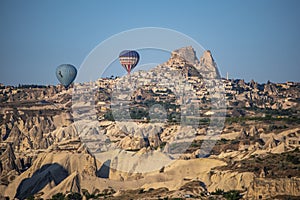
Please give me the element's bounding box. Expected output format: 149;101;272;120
286;155;300;165
223;190;241;200
51;193;65;200
82;189;97;199
66;192;82;200
212;188;224;195
26;195;35;200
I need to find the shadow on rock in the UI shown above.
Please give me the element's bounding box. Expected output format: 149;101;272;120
15;163;69;199
96;159;111;178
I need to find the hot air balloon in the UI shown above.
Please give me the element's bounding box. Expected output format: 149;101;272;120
119;50;139;74
55;64;77;88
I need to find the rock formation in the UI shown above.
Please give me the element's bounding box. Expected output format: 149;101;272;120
247;178;300;199
172;46;199;65
165;46;221;79
4;140;97;199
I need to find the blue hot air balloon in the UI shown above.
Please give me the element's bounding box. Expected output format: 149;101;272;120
55;64;77;88
119;50;139;74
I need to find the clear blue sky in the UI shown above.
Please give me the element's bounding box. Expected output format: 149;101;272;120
0;0;299;85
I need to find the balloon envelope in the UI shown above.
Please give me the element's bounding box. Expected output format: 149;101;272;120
119;50;139;74
56;64;77;88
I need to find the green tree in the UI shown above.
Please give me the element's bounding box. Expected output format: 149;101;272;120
51;193;65;200
66;192;82;200
223;190;241;200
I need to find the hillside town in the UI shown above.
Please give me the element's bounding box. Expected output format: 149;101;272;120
0;47;299;199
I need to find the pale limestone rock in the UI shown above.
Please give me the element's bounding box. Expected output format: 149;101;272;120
246;178;300;199
198;50;221;79
172;46;199;65
249;126;259;137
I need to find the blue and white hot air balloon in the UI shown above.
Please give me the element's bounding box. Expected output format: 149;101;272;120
55;64;77;88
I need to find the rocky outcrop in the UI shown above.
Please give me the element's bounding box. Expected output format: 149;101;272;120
105;122;163;151
43;171;81;199
0;111;79;154
264;82;278;95
238;128;249;139
198;50;221;79
165;47;221;79
246;177;300;199
118;135;149;150
4;139;97;199
263;135;279;149
249;126;259;137
0;143;20;186
172;46;199;65
207;170;255;192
